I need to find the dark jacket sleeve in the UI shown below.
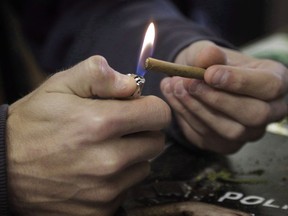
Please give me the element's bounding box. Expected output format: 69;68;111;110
38;0;233;149
0;104;9;216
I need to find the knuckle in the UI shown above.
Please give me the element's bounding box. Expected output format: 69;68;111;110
86;55;107;71
147;96;172;126
97;187;119;203
269;72;286;99
208;91;223;107
199;44;226;66
186;41;225;66
97;153;124;176
261;60;287;99
81;114;117;142
229;75;246;92
89;118;110;141
186;98;202;114
222;124;246;141
249;103;271;126
85;55;113;83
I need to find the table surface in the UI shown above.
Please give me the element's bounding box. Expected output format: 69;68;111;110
123;132;288;216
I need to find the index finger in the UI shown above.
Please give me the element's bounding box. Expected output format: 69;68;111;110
204;61;288;100
45;55;137;99
86;95;171;140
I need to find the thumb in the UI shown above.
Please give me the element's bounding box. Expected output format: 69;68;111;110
175;40;227;68
45;55;137;98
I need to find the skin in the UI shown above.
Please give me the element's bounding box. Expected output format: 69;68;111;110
161;40;288;154
6;56;171;216
127;201;250;216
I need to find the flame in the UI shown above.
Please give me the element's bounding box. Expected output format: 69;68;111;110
136;22;155;77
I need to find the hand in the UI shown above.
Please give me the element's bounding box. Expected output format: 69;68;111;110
160;40;288;154
7;56;171;216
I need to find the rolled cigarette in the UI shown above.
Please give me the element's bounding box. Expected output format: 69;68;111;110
145;57;205;80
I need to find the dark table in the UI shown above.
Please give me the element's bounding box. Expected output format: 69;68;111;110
123;132;288;216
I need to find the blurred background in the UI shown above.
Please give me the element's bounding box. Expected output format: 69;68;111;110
173;0;288;46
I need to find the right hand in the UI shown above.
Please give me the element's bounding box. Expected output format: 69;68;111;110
7;56;171;216
161;41;288;154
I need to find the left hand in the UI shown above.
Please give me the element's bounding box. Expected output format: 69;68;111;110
7;56;171;216
160;40;288;154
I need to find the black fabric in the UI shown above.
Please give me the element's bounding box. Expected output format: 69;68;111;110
0;104;9;216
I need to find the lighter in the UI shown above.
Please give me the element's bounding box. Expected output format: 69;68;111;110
127;73;145;98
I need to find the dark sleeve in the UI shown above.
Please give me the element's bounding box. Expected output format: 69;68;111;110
0;104;9;216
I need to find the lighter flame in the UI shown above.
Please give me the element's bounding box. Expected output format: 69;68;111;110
136;22;155;77
140;22;155;57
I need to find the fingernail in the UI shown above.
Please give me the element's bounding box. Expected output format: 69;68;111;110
174;80;186;98
161;78;172;95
